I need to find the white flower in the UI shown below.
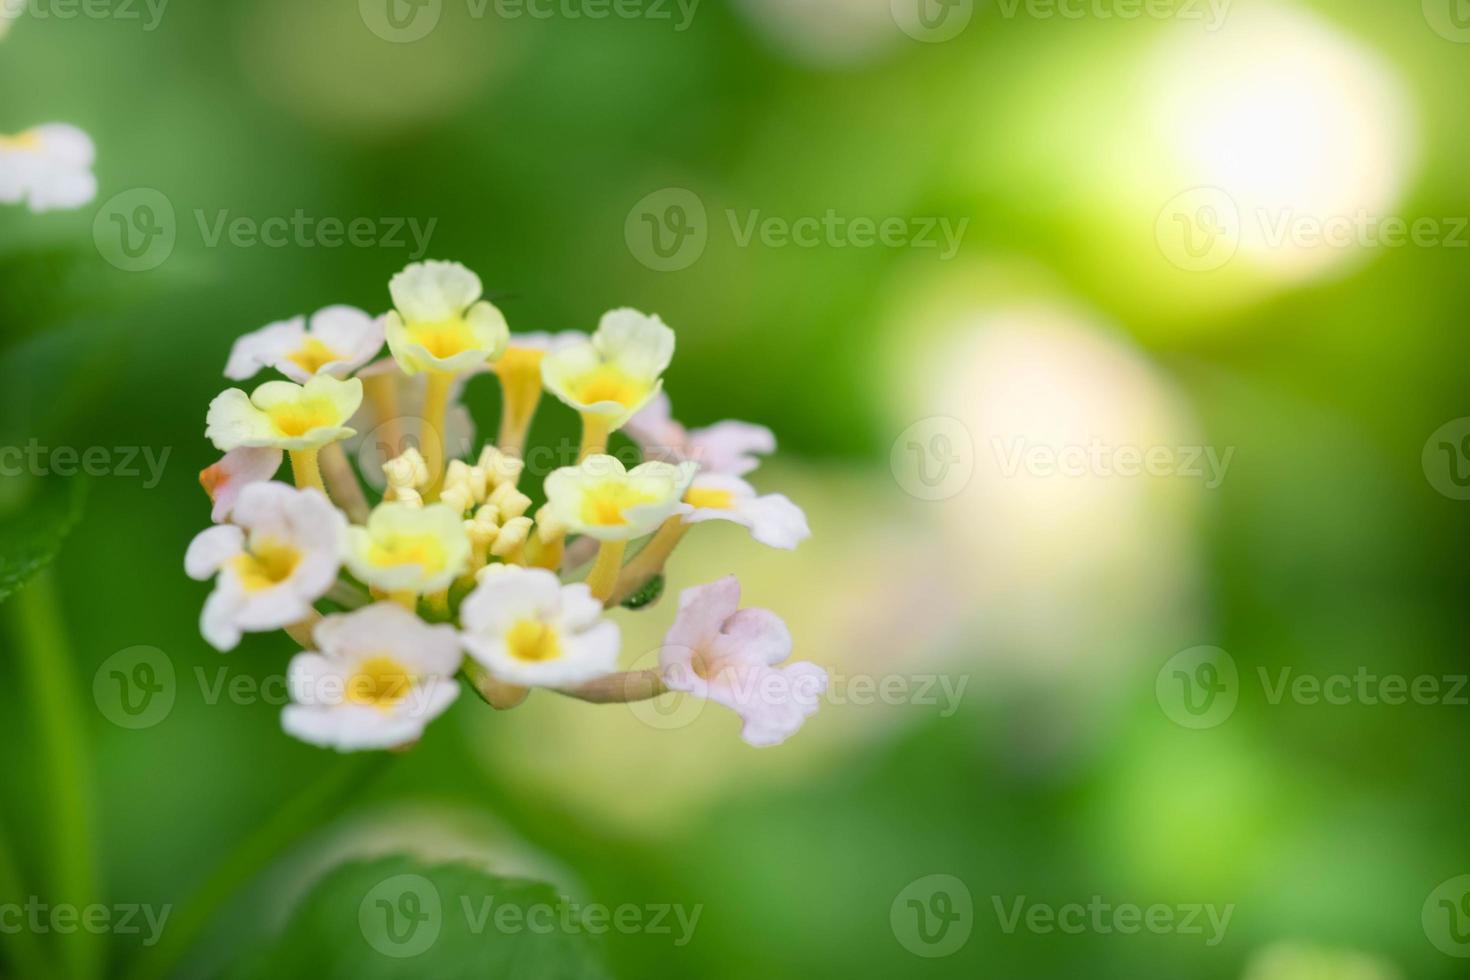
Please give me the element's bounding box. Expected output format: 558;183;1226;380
282;603;461;752
184;483;346;651
385;260;509;375
343;501;470;593
542;454;697;541
541;309;674;428
659;576;826;747
199;446;282;522
0;124;95;212
680;473;810;550
460;566;619;688
206;375;362;452
224;306;385;383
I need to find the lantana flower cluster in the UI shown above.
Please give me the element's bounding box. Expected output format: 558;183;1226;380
187;261;825;750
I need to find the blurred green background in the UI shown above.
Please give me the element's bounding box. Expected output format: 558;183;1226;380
3;0;1470;977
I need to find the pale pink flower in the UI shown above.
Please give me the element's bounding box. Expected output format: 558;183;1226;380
625;392;775;477
199;446;282;522
659;576;826;747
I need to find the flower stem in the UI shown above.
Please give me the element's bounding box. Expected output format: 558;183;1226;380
119;754;390;980
462;660;529;709
318;441;369;523
556;670;666;704
495;362;543;457
421;371;454;499
608;518;688;606
584;539;626;602
11;570;100;980
0;810;57;978
577;412;612;461
287;448;325;494
362;372;402;461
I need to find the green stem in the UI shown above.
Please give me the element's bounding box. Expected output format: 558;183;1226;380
13;569;100;980
120;754;389;980
0;814;56;979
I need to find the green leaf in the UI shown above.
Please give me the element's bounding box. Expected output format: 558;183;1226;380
0;477;87;605
231;856;612;980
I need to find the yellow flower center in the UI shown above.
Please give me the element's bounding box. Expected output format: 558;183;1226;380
0;131;42;152
578;480;661;527
267;397;342;437
346;655;415;709
569;364;647;408
285;337;342;375
684;486;734;510
505;619;563;663
368;533;448;574
409;317;478;360
230;538;302;592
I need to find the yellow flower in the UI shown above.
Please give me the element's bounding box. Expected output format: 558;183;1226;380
344;501;471;593
384;260;509;375
541;309;674;430
542;454;697;541
206;375;362;452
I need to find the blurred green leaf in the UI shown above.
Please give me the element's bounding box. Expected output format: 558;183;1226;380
0;477;86;605
232;855;611;980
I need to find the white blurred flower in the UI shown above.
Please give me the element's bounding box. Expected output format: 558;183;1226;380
460;566;619;689
0;123;96;212
184;483;346;651
225;306;385;383
283;603;461;751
